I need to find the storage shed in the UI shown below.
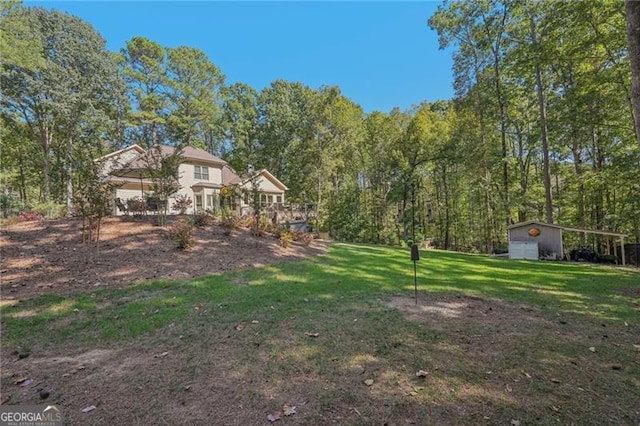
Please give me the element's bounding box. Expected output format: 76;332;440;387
507;220;628;265
508;221;564;260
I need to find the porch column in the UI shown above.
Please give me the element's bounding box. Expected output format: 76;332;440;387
621;236;626;266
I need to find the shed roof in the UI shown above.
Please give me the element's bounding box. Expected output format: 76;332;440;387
508;221;626;237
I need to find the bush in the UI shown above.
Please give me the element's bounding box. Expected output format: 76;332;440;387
127;197;147;215
31;201;66;219
297;232;314;246
17;211;41;222
220;214;239;236
172;195;193;214
168;219;196;249
193;211;215;227
280;231;293;248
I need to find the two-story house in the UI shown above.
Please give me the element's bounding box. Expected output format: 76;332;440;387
97;144;287;216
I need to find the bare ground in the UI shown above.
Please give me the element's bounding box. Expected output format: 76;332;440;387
0;216;328;300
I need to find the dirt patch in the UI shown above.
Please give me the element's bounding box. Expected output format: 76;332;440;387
387;293;547;329
0;216;328;300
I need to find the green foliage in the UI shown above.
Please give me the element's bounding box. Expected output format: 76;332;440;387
220;209;239;235
30;201;66;219
279;231;292;248
1;1;638;255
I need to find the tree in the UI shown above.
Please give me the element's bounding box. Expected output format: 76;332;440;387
1;7;127;211
165;46;225;150
625;0;640;148
121;36;168;147
220;82;260;170
140;145;183;226
0;1;43;71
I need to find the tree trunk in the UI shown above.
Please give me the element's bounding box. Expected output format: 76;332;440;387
66;136;74;216
531;16;554;224
442;165;450;250
485;10;511;228
39;123;52;201
625;0;640;148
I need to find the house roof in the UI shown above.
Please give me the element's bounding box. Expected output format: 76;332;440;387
94;144;145;162
124;145;227;169
221;165;242;185
162;145;227;165
239;169;289;191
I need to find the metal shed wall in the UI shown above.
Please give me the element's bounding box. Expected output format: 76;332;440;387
508;224;563;258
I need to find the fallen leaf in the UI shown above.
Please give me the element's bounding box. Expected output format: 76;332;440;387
550;405;560;412
305;332;319;338
154;351;169;358
251;320;259;324
18;379;33;387
521;371;532;379
283;405;296;416
81;405;96;413
364;379;374;386
235;324;245;331
550;378;561;383
633;344;640;351
511;420;521;426
267;411;281;422
416;370;429;377
505;384;513;393
14;378;28;385
408;391;418;396
1;395;11;405
588;347;596;352
76;365;86;370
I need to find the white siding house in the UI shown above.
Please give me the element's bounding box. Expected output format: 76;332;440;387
96;145;287;216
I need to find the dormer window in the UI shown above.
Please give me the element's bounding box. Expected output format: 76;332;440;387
194;165;209;180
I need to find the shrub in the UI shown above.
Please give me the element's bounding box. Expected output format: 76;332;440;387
280;231;293;248
17;211;41;222
168;219;196;249
127;197;147;215
31;201;66;219
220;214;239;236
171;194;193;214
298;232;314;246
193;211;214;227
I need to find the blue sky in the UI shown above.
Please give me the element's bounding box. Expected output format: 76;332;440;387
27;1;454;113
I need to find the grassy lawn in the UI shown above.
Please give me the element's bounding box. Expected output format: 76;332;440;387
2;243;639;424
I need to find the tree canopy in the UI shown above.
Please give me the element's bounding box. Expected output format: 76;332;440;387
2;0;638;253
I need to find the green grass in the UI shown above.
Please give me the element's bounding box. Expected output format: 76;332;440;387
1;243;639;424
2;243;638;350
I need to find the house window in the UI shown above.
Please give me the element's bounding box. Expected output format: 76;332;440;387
276;195;282;203
194;165;209;180
207;194;214;210
268;195;273;203
195;195;203;211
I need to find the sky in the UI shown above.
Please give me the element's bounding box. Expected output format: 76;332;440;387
27;1;454;113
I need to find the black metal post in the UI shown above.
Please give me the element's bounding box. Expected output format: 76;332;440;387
411;181;418;305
